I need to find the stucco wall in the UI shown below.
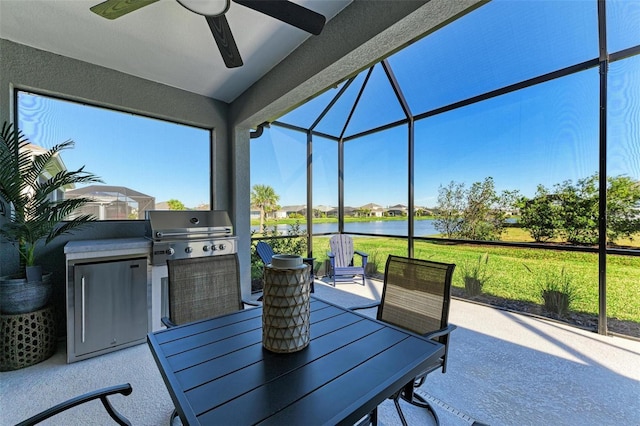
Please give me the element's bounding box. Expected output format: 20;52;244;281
0;39;238;326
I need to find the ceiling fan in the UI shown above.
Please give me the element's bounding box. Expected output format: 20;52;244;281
90;0;326;68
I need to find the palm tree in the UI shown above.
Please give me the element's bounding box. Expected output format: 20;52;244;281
250;184;279;233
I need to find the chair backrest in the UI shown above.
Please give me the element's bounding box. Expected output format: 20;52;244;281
256;241;274;265
329;234;355;268
166;254;242;325
378;255;455;341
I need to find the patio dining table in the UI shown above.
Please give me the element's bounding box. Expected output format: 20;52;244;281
147;297;444;425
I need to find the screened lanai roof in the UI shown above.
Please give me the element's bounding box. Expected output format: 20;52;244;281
251;0;639;241
274;0;639;138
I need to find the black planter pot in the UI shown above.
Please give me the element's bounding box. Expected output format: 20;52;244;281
0;272;53;315
26;265;43;283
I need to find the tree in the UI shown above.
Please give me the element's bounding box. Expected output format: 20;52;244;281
518;174;640;245
459;178;502;240
167;199;186;210
355;208;371;217
553;175;599;245
606;175;640;242
517;185;562;242
433;181;465;238
434;177;514;240
250;184;279;232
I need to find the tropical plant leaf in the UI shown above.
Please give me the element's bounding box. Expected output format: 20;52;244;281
0;122;103;269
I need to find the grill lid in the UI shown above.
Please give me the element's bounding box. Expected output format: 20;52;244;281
146;210;233;241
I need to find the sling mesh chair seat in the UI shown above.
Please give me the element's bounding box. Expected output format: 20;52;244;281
16;384;133;426
327;234;368;286
353;255;456;426
162;254;259;328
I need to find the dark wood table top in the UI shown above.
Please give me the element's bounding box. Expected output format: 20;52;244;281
147;297;444;425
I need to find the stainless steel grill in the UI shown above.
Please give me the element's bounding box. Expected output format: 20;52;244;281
145;210;237;266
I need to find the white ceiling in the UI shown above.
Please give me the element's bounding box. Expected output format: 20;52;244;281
0;0;351;103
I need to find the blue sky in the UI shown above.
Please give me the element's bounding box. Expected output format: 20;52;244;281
251;0;640;208
18;93;211;209
15;1;640;210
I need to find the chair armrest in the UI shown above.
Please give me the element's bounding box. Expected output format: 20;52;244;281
424;324;457;341
353;251;368;268
242;299;261;307
327;252;335;259
349;301;380;311
16;384;133;426
161;316;177;328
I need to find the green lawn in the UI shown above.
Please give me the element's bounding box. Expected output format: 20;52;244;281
252;218;639;327
307;236;640;325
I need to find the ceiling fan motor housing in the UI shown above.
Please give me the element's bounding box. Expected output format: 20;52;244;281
176;0;231;17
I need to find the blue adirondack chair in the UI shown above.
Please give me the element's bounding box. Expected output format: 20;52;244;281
256;241;314;292
327;235;368;286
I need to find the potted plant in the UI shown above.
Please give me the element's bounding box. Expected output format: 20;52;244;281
0;122;102;314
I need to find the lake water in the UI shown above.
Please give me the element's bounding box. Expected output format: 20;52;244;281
251;219;440;237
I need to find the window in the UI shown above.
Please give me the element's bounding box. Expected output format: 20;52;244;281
250;126;307;234
344;126;408;235
414;69;600;241
17;91;211;220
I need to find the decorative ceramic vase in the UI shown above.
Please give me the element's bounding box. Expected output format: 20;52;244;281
262;254;311;353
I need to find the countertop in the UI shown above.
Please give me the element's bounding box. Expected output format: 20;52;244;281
64;237;151;260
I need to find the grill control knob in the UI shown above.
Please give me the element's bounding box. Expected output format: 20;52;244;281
203;245;210;252
218;243;226;251
166;248;175;256
185;247;193;254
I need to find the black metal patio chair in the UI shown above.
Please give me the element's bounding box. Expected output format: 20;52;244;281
162;254;259;424
16;383;132;425
352;255;457;426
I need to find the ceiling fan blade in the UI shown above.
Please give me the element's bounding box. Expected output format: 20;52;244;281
233;0;326;35
90;0;159;20
206;15;244;68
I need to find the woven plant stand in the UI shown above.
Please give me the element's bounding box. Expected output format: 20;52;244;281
1;305;57;371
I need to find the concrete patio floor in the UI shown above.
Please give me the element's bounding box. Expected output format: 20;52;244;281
312;278;640;425
1;277;639;425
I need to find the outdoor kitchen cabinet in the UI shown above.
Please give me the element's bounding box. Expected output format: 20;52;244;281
65;238;151;363
72;258;147;358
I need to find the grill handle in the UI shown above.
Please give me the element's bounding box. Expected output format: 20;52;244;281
155;228;232;238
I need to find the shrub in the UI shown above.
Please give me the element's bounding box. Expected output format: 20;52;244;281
364;249;384;277
459;253;491;297
540;267;577;316
250;221;308;280
523;264;577;316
